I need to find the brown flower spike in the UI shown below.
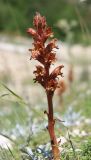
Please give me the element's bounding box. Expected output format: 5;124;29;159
27;12;64;160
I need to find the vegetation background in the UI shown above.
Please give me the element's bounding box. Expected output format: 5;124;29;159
0;0;91;43
0;0;91;160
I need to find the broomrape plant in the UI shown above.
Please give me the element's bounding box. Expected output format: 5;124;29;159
27;12;64;160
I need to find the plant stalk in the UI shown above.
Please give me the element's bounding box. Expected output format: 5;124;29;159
47;92;60;160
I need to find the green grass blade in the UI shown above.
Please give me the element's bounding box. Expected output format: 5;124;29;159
0;83;27;105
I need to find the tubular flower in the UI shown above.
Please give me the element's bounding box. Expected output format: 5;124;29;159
50;65;64;79
45;39;58;53
27;12;64;94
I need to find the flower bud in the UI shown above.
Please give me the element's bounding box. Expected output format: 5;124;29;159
27;28;36;36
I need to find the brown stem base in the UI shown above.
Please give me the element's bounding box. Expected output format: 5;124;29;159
48;121;60;160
